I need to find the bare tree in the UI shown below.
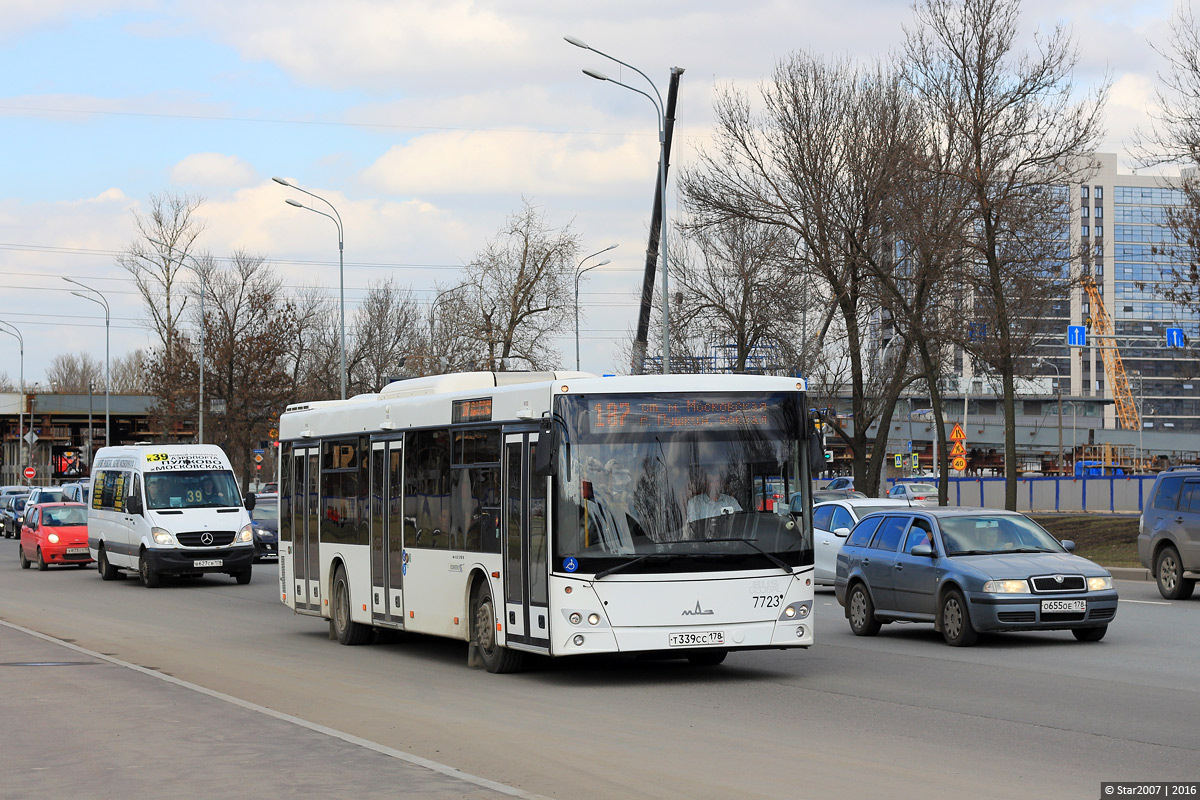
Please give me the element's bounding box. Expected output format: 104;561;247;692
284;286;339;402
45;352;104;393
0;372;15;392
903;0;1108;508
117;192;207;436
111;349;148;394
348;278;425;393
461;199;579;371
681;53;920;491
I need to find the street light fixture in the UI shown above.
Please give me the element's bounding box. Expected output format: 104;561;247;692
274;176;346;399
567;36;672;375
575;244;618;370
0;320;25;481
1040;359;1065;475
63;277;110;447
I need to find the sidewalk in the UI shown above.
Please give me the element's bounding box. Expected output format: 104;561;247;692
0;621;538;800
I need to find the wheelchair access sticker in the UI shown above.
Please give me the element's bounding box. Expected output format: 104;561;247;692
563;557;579;573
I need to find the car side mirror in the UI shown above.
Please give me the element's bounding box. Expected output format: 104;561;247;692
244;493;257;511
1060;539;1075;553
833;527;851;538
911;543;934;558
126;494;143;516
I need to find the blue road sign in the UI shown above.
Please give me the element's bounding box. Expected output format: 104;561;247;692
1166;327;1187;348
252;448;265;454
1067;325;1087;347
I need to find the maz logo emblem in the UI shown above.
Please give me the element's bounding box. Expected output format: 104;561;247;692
682;601;714;616
200;532;214;546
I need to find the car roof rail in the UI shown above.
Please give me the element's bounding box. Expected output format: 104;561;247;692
1165;464;1200;472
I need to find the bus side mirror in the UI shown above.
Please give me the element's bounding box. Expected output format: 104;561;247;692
533;418;559;477
244;493;257;511
126;495;143;516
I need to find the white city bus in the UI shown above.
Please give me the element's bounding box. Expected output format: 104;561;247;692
278;371;821;672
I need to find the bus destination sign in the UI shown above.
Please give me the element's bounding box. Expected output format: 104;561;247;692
452;397;493;424
587;397;779;432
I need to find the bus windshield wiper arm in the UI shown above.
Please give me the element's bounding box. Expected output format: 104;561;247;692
593;554;673;580
704;538;794;576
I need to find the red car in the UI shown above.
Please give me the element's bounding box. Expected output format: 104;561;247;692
19;502;93;570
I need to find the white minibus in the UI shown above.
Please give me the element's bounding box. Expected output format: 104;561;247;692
87;444;256;587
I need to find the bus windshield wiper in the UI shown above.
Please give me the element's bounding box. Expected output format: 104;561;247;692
703;537;794;577
593;553;675;580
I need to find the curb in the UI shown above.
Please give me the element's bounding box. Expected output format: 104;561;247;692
1107;566;1151;582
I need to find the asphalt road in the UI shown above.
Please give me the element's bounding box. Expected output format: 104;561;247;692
0;535;1196;800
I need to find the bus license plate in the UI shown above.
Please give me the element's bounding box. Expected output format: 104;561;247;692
669;631;725;647
66;547;90;555
1041;599;1085;613
194;559;223;568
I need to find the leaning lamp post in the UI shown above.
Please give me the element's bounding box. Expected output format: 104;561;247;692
574;244;617;370
274;177;346;399
566;36;672;374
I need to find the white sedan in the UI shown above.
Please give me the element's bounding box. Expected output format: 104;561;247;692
887;482;938;505
810;498;914;585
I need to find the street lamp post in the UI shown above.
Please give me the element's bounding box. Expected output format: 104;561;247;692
87;381;94;467
0;321;25;482
1041;359;1064;475
574;244;617;370
566;36;672;374
274;177;346;399
63;277;110;447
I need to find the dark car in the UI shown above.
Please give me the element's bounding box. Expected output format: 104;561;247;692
2;493;30;538
835;507;1117;646
810;489;867;504
1138;468;1200;599
249;494;279;562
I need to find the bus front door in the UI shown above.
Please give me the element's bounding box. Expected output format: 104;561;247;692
292;445;321;614
370;438;404;626
502;430;550;653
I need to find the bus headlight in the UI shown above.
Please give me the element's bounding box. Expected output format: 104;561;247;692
151;527;174;545
569;612;582;625
588;613;601;625
236;524;254;543
780;601;811;620
573;634;585;646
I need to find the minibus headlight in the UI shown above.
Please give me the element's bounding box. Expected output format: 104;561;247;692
151;527;174;545
236;524;254;543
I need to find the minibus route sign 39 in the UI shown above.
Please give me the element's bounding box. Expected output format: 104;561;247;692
142;452;228;472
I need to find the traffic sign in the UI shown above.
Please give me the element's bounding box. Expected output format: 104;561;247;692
269;428;278;439
1166;327;1188;348
950;441;966;456
254;454;264;463
1067;325;1087;347
23;466;35;479
952;456;967;471
894;454;902;468
23;431;37;446
252;448;265;454
950;423;966;441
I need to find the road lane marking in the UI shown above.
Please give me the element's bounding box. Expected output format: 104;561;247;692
0;619;549;800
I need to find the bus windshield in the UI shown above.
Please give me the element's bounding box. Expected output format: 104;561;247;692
145;470;242;510
553;392;812;573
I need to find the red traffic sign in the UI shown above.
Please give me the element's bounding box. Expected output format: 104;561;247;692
23;466;35;479
950;423;966;441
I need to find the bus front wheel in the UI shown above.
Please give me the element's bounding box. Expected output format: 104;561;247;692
473;581;525;674
331;565;370;646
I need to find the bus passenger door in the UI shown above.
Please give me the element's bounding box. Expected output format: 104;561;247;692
502;430;551;653
370;438;404;625
292;445;321;613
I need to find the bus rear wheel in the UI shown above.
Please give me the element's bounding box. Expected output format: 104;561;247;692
331;565;370;646
473;581;525;674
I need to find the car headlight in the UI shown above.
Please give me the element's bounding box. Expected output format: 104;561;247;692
1087;576;1113;592
982;579;1030;594
151;527;174;545
237;524;254;543
48;533;60;544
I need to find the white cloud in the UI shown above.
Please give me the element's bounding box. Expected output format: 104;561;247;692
171;153;257;188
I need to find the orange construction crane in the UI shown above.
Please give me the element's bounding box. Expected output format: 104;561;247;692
1082;275;1141;431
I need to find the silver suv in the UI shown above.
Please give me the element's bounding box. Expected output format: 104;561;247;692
1138;468;1200;600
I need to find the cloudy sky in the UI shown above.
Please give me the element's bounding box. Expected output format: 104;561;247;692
0;0;1182;390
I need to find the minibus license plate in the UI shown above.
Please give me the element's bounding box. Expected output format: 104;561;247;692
194;559;223;568
1041;599;1085;613
669;631;724;647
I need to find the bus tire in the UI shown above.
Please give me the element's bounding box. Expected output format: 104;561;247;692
139;549;161;588
97;546;120;581
332;564;370;646
473;581;525;674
